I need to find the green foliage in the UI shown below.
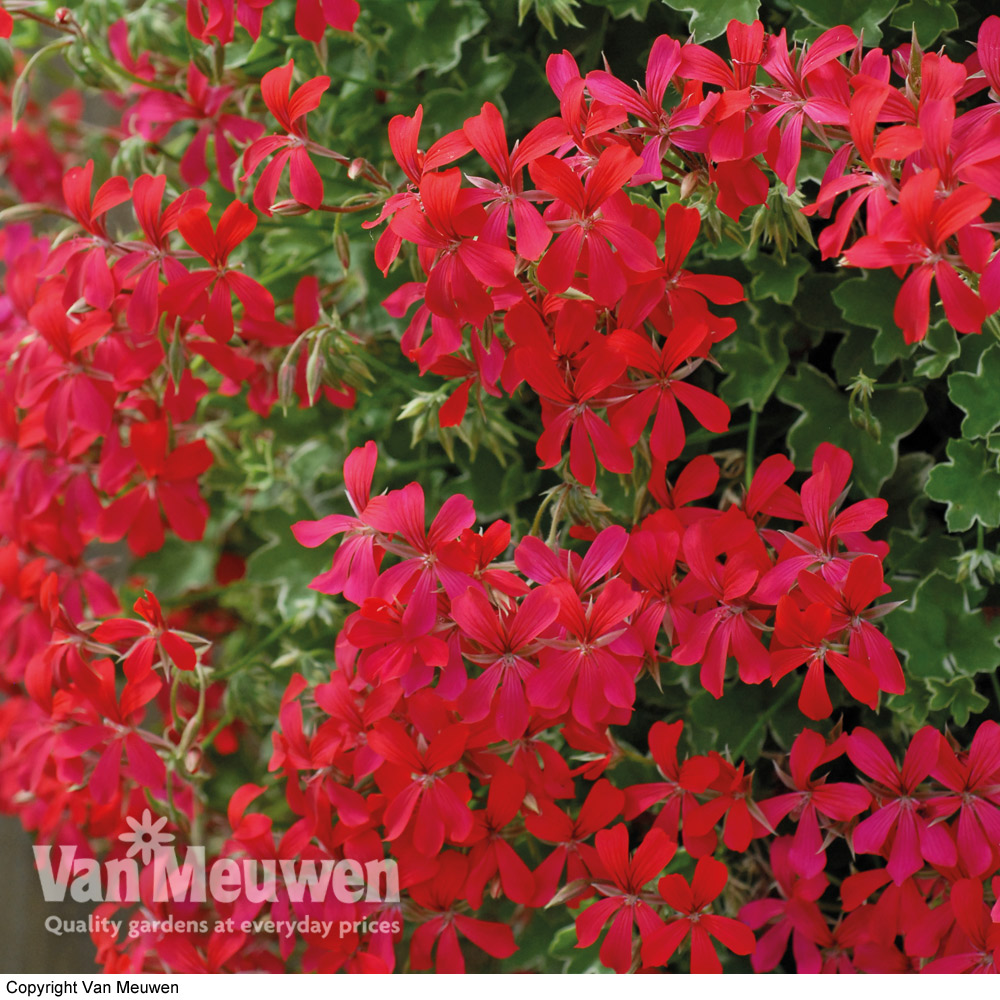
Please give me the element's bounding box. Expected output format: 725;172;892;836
748;252;811;305
660;0;760;41
890;0;960;46
776;365;927;494
925;439;1000;533
793;0;899;40
948;345;1000;440
885;572;1000;683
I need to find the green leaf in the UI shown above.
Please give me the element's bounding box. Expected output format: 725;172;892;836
749;252;811;305
518;0;584;35
792;0;896;43
660;0;759;42
912;320;960;380
925;438;1000;532
890;0;959;47
926;676;989;727
795;273;851;335
832;271;914;366
832;330;890;384
885;525;962;606
948;344;1000;440
373;0;489;79
717;334;789;412
884;572;1000;682
885;681;932;729
776;364;927;495
586;0;653;17
687;684;776;763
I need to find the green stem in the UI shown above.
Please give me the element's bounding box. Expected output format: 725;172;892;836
200;713;234;754
731;682;798;761
529;489;557;539
744;409;758;490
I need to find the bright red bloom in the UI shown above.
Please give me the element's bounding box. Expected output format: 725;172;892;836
461;764;535;907
926;721;1000;877
462;102;566;260
643;856;756;972
529;145;659;306
842;170;991;342
408;853;517;972
608;323;730;465
521;345;632;489
130;64;264;193
169;200;275;342
670;510;772;697
847;727;956;884
387;168;515;327
294;0;359;39
526;778;624;907
293;441;386;604
451;586;559;742
574;824;676;974
622;720;718;855
685;756;764;853
98;420;213;557
922;879;1000;973
739;837;829;973
770;595;879;719
753;26;856;190
242;62;330;214
527;578;642;730
93;589;199;680
49;160;130;310
758;730;871;877
755;442;887;603
368;719;473;855
115;174;210;334
52;657;165;805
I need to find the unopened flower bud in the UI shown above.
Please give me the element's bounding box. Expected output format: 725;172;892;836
335;231;351;269
270;199;312;217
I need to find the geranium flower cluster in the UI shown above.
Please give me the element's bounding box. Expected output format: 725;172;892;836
0;0;998;976
148;438;991;974
376;14;1000;489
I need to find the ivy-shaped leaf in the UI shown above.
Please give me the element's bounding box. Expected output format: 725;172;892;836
749;252;810;305
926;676;990;727
912;320;960;380
832;271;915;366
948;344;1000;440
884;572;1000;682
375;0;489;79
925;438;1000;532
792;0;897;44
890;0;959;47
660;0;760;42
717;333;789;412
776;364;926;495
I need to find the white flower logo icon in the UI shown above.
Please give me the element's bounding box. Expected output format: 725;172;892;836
119;809;174;864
